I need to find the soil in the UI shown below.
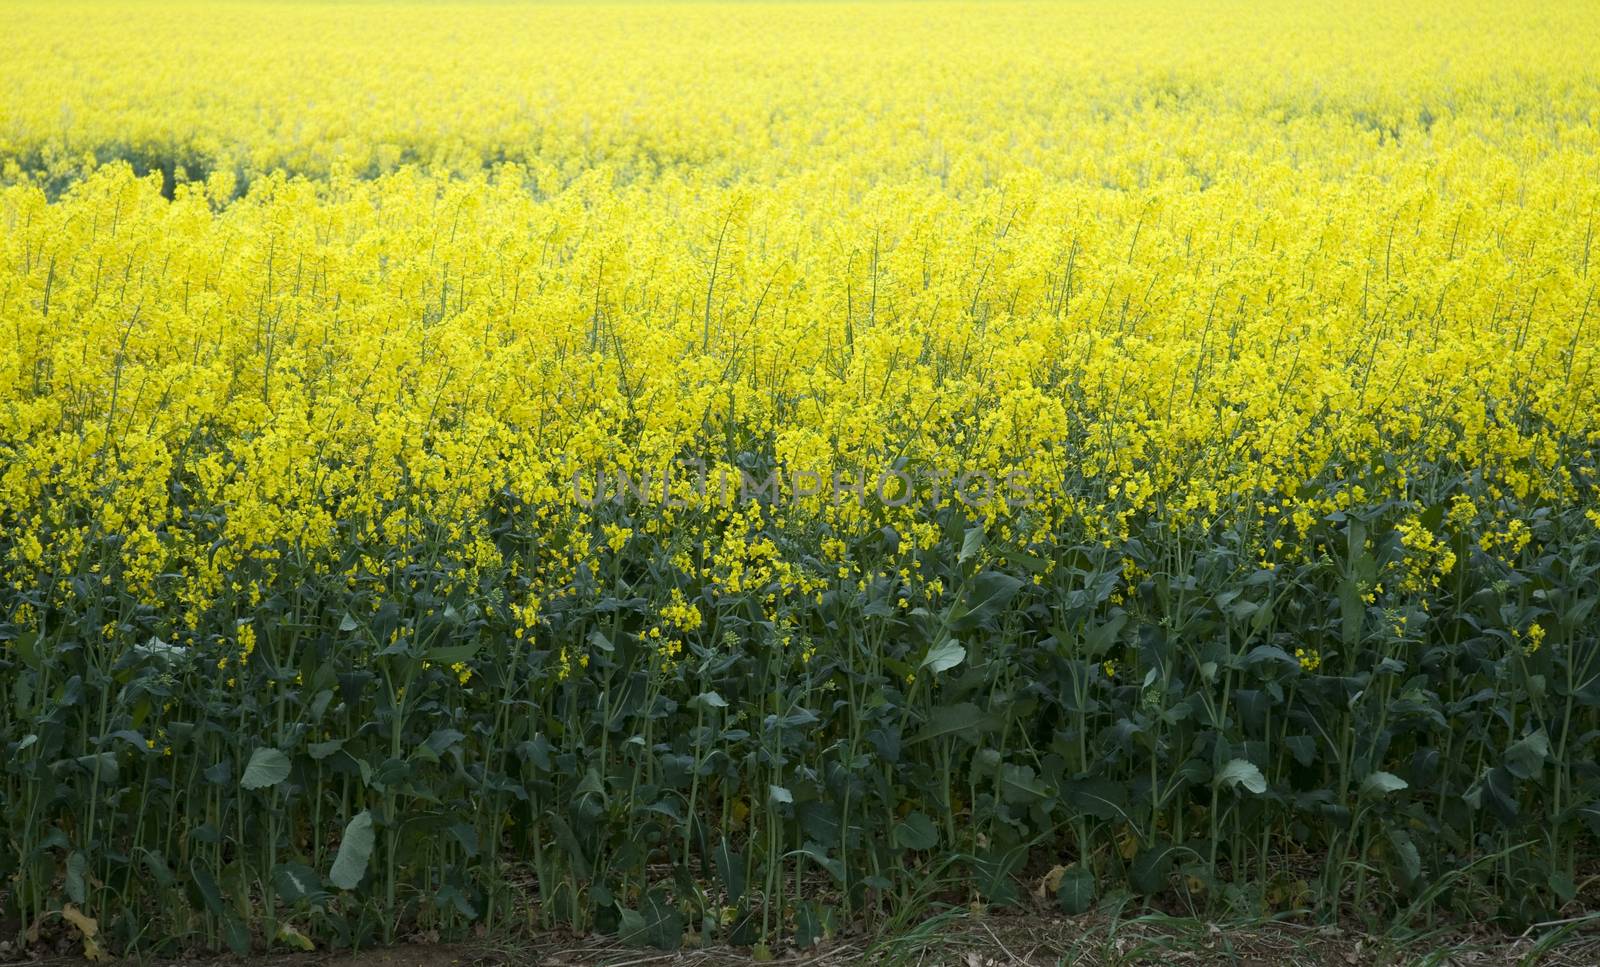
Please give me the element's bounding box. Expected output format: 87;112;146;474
5;912;1600;967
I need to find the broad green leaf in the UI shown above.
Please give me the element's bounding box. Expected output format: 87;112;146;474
959;524;984;564
64;752;118;784
1361;771;1408;798
911;702;997;744
12;629;42;671
272;862;324;903
222;915;251;956
1056;865;1096;914
141;850;177;890
999;762;1050;803
1244;645;1297;672
692;690;728;709
65;851;88;905
422;728;466;758
794;900;826;950
1339;580;1364;647
1129;842;1176;894
426;643;478;664
1549;870;1577;904
892;812;938;850
307;739;344;761
1504;730;1549;781
241;748;291;790
618;892;686;949
448;821;479;858
191;864;226;917
328;811;375;890
436;883;479;920
1578;801;1600;838
788;844;846;883
1215;758;1267;795
957;572;1025;630
1386;829;1422;884
919;638;966;674
1082;612;1127;658
1063;777;1128;821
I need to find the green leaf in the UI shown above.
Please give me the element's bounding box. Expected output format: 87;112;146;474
892;812;938;850
141;850;177;890
422;728;466;758
1215;758;1267;795
1504;730;1549;781
626;891;684;950
328;811;375;890
272;862;325;903
768;784;794;805
1129;841;1176;894
223;914;251;955
1386;829;1422;884
63;752;118;784
1578;801;1600;838
12;629;42;671
191;864;226;917
957;572;1025;630
999;762;1050;803
692;690;728;709
959;524;984;564
307;739;344;761
1082;612;1127;658
1063;777;1128;821
1361;771;1409;798
714;839;746;904
65;851;88;905
788;843;846;883
1056;865;1097;914
436;883;479;920
426;643;479;665
550;816;591;879
972;844;1028;906
794;900;825;950
1339;580;1365;648
919;638;966;674
1549;870;1577;904
241;748;291;790
911;702;997;744
448;822;479;858
1245;645;1297;673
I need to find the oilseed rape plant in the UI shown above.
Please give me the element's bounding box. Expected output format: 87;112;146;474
2;0;1600;957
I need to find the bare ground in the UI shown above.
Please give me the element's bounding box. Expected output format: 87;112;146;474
7;910;1600;967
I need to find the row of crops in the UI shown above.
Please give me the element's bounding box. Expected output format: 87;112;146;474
3;0;1600;957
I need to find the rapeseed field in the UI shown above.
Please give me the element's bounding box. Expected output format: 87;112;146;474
2;1;1598;957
